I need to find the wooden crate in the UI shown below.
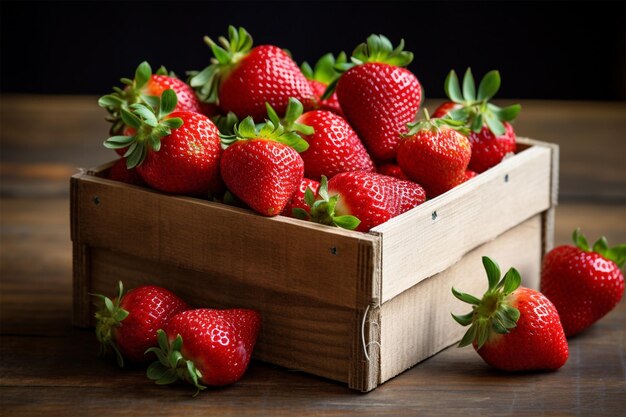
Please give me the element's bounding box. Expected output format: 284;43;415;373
71;137;558;392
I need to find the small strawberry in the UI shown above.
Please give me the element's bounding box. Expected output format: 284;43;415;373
295;172;426;232
93;281;189;367
541;229;625;337
397;110;471;197
464;170;478;181
146;308;261;394
282;177;320;218
104;89;223;196
301;52;346;116
189;26;316;121
325;34;422;162
219;100;310;216
107;158;146;186
377;163;408;180
452;257;569;371
99;62;202;135
433;68;521;173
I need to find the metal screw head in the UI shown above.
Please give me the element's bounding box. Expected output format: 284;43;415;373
93;196;100;205
330;247;338;256
504;174;509;183
432;211;438;221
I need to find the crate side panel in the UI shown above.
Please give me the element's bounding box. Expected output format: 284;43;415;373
88;248;355;384
375;145;552;303
73;175;376;309
379;215;543;383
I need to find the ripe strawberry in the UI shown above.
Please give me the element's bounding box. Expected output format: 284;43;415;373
107;158;146;186
377;163;408;180
301;52;346;116
282;177;320;218
146;308;261;394
189;26;316;121
397;111;471;197
295;172;426;232
219;100;310;216
452;257;569;371
464;170;478;181
93;281;189;367
541;229;625;337
104;89;223;197
99;62;201;135
433;68;521;173
326;34;422;162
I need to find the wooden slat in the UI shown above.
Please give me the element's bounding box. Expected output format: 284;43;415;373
372;142;553;303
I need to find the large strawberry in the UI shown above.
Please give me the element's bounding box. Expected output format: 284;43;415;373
280;98;374;180
397;111;471;198
452;257;569;371
104;89;223;197
93;281;189;367
189;26;316;121
433;68;521;173
146;308;261;394
295;172;426;232
325;34;422;162
99;62;202;135
301;52;346;116
219;100;310;216
541;229;625;337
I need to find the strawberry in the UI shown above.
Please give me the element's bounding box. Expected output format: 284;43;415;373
278;99;374;180
104;89;223;197
189;26;316;121
433;69;521;173
219;100;310;216
377;163;408;180
107;158;146;186
295;172;426;232
301;52;346;116
540;229;625;337
397;111;471;197
282;177;320;218
464;170;478;181
146;308;261;394
99;62;201;135
93;281;189;367
452;256;569;371
325;34;422;162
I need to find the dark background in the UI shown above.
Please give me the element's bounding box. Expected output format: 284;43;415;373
1;0;624;100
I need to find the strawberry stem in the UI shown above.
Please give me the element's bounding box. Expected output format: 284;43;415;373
92;281;130;367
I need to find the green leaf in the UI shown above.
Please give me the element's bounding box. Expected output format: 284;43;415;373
265;102;281;127
475;319;490;350
304;187;315;207
333;215;361;230
98;94;124;108
104;297;115;312
318;176;329;201
171;334;183;352
114;308;129;322
477;70;501;101
482;256;501;291
502;268;522;295
451;287;481;305
156;329;169;351
448;107;470;122
606;244;626;267
300;61;314;79
458;323;477;348
155;65;169;76
156;369;179;385
470;113;484;133
125;142;146;169
484;111;505;136
502;305;520;323
161;117;183;129
444;70;463;103
293;123;314;136
159;89;178;118
147;362;169;380
292;208;310;220
284;98;304;126
189;65;214;87
592;237;609;255
321;77;339;101
135;61;152;89
149;134;162;152
104;135;134;149
462;68;476;102
130;104;158;127
120;108;141;129
573;228;590;251
490;103;521;122
451;312;474;327
141;95;160;110
237;116;258;138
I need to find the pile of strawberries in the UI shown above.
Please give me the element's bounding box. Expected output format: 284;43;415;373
99;26;521;232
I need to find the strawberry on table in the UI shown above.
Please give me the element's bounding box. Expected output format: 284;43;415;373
219;99;310;216
301;52;346;116
433;68;521;173
397;110;471;198
326;34;422;162
103;89;223;197
93;281;189;367
541;229;625;337
147;308;261;394
99;62;202;135
452;257;569;371
189;26;316;121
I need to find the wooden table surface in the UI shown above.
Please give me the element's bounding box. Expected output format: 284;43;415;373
1;96;625;416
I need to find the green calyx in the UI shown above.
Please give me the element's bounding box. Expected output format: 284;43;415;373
572;228;626;267
451;256;522;350
292;175;361;230
188;26;253;104
301;52;347;85
92;281;130;367
146;330;207;397
405;108;470;137
103;89;183;169
443;68;521;136
219;98;312;152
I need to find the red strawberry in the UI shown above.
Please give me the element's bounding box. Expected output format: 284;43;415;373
147;308;261;393
541;229;625;337
107;158;146;186
189;26;316;121
99;62;201;135
301;52;346;116
93;281;189;366
377;163;408;180
326;34;422;162
397;111;471;197
464;170;478;181
219;100;310;216
282;177;320;218
104;90;223;197
452;257;569;371
295;172;426;232
433;68;520;173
